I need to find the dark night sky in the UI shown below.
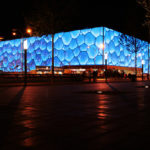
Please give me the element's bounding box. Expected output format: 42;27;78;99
0;0;147;41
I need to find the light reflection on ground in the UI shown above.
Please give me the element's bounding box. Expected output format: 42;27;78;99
0;82;150;150
19;89;38;148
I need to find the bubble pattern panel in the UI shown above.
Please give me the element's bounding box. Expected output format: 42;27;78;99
54;27;103;67
0;39;23;72
27;35;52;71
0;27;149;73
104;27;149;73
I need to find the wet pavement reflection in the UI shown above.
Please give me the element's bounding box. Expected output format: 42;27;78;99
0;82;150;149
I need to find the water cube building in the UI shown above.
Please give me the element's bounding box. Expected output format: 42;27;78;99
0;27;149;74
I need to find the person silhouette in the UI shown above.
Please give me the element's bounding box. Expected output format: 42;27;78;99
93;70;98;82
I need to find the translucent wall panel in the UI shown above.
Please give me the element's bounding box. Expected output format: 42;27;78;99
104;27;135;67
0;39;22;72
149;44;150;74
25;27;103;70
27;35;52;71
137;41;148;73
104;27;149;73
54;27;103;66
0;26;149;73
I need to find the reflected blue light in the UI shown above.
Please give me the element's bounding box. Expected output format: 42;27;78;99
87;58;94;65
85;32;95;46
71;57;79;65
77;34;84;46
95;55;102;65
57;50;65;61
87;45;98;59
70;30;80;38
78;51;89;65
54;38;63;50
69;39;78;49
65;49;74;62
62;32;72;45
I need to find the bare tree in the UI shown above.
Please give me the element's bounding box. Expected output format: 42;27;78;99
137;0;150;78
119;33;145;76
137;0;150;28
24;0;77;76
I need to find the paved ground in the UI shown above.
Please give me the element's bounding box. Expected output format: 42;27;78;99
0;81;150;150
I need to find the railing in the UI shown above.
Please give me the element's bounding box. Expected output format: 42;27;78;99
0;73;84;82
0;73;149;83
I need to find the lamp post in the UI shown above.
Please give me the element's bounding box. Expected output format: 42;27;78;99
12;28;32;74
23;39;28;86
102;27;105;65
148;43;149;80
26;28;32;37
52;34;54;77
105;53;108;82
142;60;144;81
100;43;105;65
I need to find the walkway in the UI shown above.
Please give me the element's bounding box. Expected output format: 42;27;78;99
0;81;150;149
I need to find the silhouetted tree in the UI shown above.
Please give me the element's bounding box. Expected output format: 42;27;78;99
119;33;145;75
24;0;77;76
137;0;150;29
137;0;150;77
25;0;76;36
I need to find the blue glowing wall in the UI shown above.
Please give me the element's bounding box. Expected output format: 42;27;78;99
27;35;52;71
104;27;149;73
0;27;149;73
53;28;103;66
0;39;22;72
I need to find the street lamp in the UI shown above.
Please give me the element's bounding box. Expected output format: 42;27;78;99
12;28;32;73
100;43;105;65
142;59;144;81
12;32;17;36
26;28;32;36
12;28;32;37
105;53;108;82
23;39;28;86
0;36;4;41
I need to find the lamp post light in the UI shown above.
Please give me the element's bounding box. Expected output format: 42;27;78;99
142;60;144;81
23;39;28;86
100;43;105;65
12;28;32;74
26;28;32;37
102;27;105;65
105;53;108;82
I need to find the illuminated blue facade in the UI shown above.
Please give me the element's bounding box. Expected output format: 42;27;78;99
0;27;149;73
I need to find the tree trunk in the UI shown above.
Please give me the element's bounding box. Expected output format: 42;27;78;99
148;27;150;79
102;27;104;65
135;51;137;75
51;12;55;77
21;39;23;73
135;38;137;76
52;33;54;76
148;42;149;79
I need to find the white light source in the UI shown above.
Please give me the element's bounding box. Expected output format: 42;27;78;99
97;91;103;94
142;60;145;65
104;53;108;60
100;43;104;49
138;53;141;57
23;39;28;50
